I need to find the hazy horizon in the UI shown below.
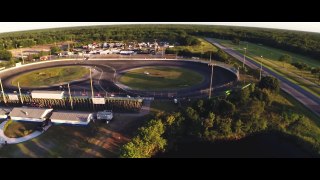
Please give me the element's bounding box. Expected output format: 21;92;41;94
0;22;320;34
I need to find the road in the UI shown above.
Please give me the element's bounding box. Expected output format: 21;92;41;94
205;38;320;118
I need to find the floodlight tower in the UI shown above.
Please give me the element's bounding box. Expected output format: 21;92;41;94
260;56;263;81
208;63;214;99
243;48;247;68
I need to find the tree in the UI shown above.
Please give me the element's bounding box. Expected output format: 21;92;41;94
203;112;215;130
218;99;236;117
258;76;280;93
252;88;273;106
0;50;12;60
50;46;61;55
185;107;202;136
214;49;229;63
311;67;320;75
165;112;186;139
232;37;240;45
233;119;244;135
278;54;292;68
216;117;233;136
291;62;309;71
194;99;205;116
246;100;265;119
228;88;250;105
120;119;167;158
311;67;320;83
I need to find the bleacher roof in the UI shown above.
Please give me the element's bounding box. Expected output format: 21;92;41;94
50;111;91;122
9;107;52;119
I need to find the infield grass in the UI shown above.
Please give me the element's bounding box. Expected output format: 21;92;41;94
11;66;89;87
119;66;204;91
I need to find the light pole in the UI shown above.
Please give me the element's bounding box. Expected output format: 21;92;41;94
20;46;24;64
68;83;73;110
209;63;214;99
260;55;263;81
0;79;6;104
90;68;95;111
243;48;246;68
18;82;23;104
201;46;203;60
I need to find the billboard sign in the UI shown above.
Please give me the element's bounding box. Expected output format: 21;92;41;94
92;98;105;104
8;94;19;101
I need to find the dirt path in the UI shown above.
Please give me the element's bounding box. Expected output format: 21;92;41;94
80;100;151;157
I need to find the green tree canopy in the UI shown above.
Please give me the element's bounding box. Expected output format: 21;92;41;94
120;119;167;158
0;50;12;60
218;99;236;117
50;46;62;55
258;76;280;93
232;37;240;45
246;100;265;119
279;54;292;67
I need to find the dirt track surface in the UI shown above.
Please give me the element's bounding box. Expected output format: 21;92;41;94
0;60;237;98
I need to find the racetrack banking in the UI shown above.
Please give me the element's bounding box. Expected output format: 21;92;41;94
0;60;237;99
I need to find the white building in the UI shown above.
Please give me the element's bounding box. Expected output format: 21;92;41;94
31;91;64;100
9;107;53;122
50;111;92;125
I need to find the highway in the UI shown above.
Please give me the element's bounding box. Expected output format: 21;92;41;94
205;38;320;119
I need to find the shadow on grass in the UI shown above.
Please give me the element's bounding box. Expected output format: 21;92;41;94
156;131;319;158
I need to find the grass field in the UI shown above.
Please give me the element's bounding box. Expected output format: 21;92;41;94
150;100;181;114
170;38;219;54
213;38;320;97
0;114;146;158
4;120;39;138
213;38;320;67
11;66;90;87
119;66;204;91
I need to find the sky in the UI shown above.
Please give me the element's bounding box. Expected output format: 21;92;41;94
0;22;320;33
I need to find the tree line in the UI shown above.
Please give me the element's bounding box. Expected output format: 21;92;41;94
1;25;320;61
